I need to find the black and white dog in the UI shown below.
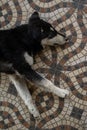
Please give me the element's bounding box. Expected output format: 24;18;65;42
0;12;69;118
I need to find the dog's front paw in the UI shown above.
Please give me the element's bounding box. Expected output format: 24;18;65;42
58;89;69;98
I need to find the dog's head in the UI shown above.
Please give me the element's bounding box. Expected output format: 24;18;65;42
28;12;68;47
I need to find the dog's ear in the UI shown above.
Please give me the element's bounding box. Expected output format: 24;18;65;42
29;12;40;22
28;12;41;40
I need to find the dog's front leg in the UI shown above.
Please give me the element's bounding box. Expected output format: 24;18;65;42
36;77;69;98
13;58;69;98
9;75;40;118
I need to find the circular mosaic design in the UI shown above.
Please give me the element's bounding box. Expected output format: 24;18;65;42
0;0;87;129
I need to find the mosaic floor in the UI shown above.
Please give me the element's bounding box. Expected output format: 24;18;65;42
0;0;87;129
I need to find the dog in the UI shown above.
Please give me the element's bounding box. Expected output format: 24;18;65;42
0;12;69;118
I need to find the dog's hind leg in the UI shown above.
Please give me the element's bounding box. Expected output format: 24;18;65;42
9;75;40;118
13;56;69;98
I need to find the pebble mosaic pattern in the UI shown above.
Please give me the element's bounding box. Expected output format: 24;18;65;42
0;0;87;129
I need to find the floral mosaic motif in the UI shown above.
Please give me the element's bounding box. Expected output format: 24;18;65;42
0;0;23;29
0;0;87;129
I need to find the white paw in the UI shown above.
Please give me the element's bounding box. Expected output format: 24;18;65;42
35;115;42;121
33;109;40;118
58;89;69;98
30;106;40;118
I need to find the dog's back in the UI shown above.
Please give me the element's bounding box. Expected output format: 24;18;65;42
0;25;29;73
0;12;67;75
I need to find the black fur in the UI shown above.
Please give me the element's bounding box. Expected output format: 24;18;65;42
0;12;64;83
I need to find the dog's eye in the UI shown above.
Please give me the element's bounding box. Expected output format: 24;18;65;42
48;32;56;39
50;27;58;34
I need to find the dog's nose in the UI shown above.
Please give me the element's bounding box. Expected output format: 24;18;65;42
65;37;69;42
65;37;68;41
